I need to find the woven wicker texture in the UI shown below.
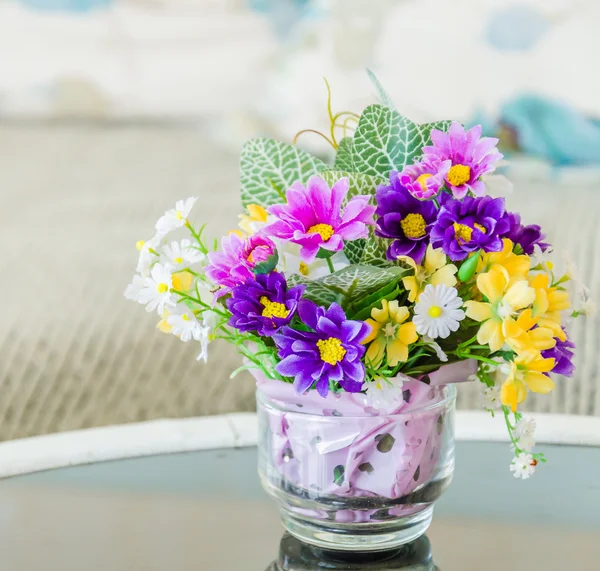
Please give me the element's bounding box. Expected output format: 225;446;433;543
0;125;597;440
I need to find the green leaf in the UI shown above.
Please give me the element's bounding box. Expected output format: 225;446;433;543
360;229;393;267
352;104;453;177
318;265;407;302
333;137;355;171
288;274;341;307
319;170;385;203
347;284;404;322
344;239;366;265
366;68;397;111
240;138;327;208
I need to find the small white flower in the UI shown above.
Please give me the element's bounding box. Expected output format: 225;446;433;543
580;298;597;317
124;274;145;301
155;197;198;236
422;335;448;362
167;304;206;342
162;239;205;271
530;244;555;273
136;235;162;276
514;417;536;452
509;452;537;480
137;263;174;314
413;284;465;339
196;311;219;363
481;385;502;412
275;240;350;279
363;375;408;411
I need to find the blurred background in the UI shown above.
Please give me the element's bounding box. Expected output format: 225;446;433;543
1;0;600;441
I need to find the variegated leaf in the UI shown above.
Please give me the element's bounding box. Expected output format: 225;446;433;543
333;137;355;171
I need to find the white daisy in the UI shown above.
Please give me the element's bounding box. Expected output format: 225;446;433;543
167;304;206;342
363;375;409;411
422;335;448;362
514;417;536;452
509;452;537;480
155;197;198;236
136;235;163;276
481;385;502;412
413;284;465;339
162;239;205;271
137;263;174;314
124;274;145;302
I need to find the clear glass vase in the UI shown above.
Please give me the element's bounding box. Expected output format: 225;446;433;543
257;381;456;552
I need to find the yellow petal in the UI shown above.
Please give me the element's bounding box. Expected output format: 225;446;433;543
366;337;386;366
386;339;409;366
371;301;390;323
504;280;535;311
548;290;570;312
528;327;557;352
247;203;268;222
390;304;410;325
464;301;493;322
501;379;528;412
526;356;556;374
172;271;193;292
516;308;537;331
362;319;381;344
430;264;458;289
402;276;419;303
538;314;566;341
424;245;447;272
532;288;549;317
397;322;418;345
397;255;418;272
478;318;504;352
477;267;508;303
524;371;555;394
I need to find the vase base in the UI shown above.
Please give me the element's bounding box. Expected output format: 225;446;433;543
280;505;434;553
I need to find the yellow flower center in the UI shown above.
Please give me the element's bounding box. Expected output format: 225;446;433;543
317;337;347;365
174;256;184;265
447;164;471;187
400;213;427;239
474;223;487;234
260;296;289;319
382;322;398;338
136;240;145;251
156;283;169;294
182;313;190;321
299;262;309;276
453;223;473;243
308;223;335;241
428;305;442;318
416;173;433;191
176;211;184;220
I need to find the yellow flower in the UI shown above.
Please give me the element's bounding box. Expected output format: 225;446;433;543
399;245;458;303
363;300;418;367
464;266;535;352
528;273;570;341
477;239;530;283
238;204;268;235
172;271;193;292
503;308;556;354
500;350;556;412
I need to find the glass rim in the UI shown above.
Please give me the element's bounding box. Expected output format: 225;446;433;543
256;382;457;418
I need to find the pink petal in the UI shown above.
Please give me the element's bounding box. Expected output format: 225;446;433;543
338;221;370;240
306;175;333;222
430;130;450;154
470;179;487;197
330;177;349;220
341;196;373;223
322;234;343;251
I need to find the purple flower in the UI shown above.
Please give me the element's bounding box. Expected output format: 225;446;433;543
206;233;277;297
422;122;503;199
273;300;371;397
398;159;451;200
430;196;510;261
375;172;438;264
264;175;375;263
542;333;575;377
501;212;550;255
226;272;305;337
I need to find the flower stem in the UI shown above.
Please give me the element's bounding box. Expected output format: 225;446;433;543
326;256;335;274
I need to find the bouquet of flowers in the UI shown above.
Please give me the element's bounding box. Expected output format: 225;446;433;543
125;77;591;480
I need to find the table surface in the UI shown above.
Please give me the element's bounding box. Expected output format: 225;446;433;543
2;442;600;570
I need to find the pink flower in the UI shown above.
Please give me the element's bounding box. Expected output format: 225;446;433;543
399;159;451;200
206;233;277;298
422;122;503;199
264;175;376;263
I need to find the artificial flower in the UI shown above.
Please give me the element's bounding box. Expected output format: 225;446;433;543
541;332;576;377
167;304;208;342
205;233;277;297
157;309;172;334
363;375;409;411
423;335;448;362
274;301;371;396
136;263;174;314
477;238;530;282
375;172;437;264
136;235;162;276
503;309;556;355
124;274;145;301
275;240;350;279
155;197;198;236
227;272;305;337
514;417;536;452
399;244;458;303
362;300;418;367
500;350;555;411
430;196;510;261
481;385;502;412
264;175;375;263
464;267;536;352
413;284;465;339
239;204;268;235
162;239;205;271
500;212;550;255
398;159;451;200
530;273;571;318
422;122;503;199
510;452;537;480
